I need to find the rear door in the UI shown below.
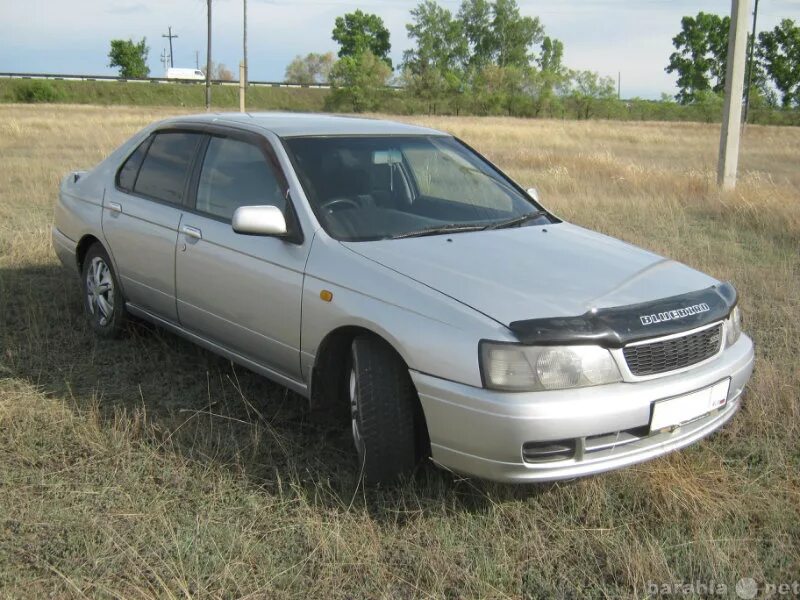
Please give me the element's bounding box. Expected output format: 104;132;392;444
103;130;204;321
174;130;308;380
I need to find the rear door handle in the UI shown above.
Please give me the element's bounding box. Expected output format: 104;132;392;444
180;225;202;240
108;201;122;213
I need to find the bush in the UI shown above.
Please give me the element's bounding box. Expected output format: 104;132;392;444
12;80;62;103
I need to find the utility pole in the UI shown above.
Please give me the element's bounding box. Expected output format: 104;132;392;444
239;61;246;112
743;0;760;125
160;49;170;75
195;50;199;70
162;26;178;68
617;71;621;100
206;0;212;111
717;0;750;190
243;0;248;91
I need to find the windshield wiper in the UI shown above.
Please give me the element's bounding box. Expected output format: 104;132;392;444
389;223;487;239
483;210;548;230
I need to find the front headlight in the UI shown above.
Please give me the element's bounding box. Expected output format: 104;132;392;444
726;305;742;347
480;342;622;392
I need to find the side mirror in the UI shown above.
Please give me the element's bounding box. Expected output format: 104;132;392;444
232;205;287;236
526;187;540;203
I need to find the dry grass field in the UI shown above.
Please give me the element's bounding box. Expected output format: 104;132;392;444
1;104;798;598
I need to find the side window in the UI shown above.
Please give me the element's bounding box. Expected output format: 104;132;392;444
116;137;151;192
196;136;286;221
133;132;201;204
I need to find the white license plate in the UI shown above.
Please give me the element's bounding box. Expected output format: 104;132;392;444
650;379;730;431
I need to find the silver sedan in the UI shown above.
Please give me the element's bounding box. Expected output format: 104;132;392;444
52;113;754;484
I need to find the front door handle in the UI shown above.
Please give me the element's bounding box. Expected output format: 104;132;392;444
108;201;122;213
180;225;202;240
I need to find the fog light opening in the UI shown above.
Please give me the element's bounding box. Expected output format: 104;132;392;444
522;439;576;463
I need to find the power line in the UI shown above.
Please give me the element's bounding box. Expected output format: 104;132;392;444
243;0;248;89
206;1;212;110
743;0;760;124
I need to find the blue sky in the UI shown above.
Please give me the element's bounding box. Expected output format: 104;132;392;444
1;0;799;99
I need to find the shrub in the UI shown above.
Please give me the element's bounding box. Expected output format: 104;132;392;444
12;80;62;103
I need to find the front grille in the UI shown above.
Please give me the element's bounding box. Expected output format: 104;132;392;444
623;324;723;376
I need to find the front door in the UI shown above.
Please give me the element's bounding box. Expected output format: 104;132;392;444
174;133;308;380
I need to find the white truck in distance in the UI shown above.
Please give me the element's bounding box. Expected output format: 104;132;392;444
166;68;205;80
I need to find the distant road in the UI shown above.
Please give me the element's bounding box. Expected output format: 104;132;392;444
0;71;332;89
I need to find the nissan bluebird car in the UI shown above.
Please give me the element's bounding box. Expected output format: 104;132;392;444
52;113;755;484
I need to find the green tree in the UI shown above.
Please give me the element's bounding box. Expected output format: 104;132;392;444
458;0;493;70
538;36;564;74
491;0;543;68
458;0;543;69
328;50;392;112
567;70;617;119
757;19;800;107
665;12;729;104
403;1;467;74
532;36;566;116
108;38;150;78
471;64;528;115
332;10;392;68
693;89;725;123
284;52;335;84
402;0;468;113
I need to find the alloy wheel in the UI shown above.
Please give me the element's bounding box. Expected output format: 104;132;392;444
349;368;365;458
86;256;114;326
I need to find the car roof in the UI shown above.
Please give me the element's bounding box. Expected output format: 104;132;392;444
163;112;449;138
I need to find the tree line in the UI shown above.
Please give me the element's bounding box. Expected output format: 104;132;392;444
284;0;799;121
104;0;799;123
286;0;610;118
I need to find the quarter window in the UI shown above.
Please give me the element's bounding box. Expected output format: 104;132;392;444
133;132;202;204
116;137;150;192
196;136;286;220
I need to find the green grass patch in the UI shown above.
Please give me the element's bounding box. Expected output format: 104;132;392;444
0;78;328;112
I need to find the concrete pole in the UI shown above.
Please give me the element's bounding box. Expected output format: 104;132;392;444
717;0;750;190
239;61;246;112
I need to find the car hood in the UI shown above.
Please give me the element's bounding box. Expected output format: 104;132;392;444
341;222;718;326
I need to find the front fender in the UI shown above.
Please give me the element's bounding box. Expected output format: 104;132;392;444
300;234;513;387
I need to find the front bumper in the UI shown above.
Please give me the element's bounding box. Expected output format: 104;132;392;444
411;334;754;483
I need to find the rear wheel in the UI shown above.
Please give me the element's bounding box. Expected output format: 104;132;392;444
348;335;420;484
81;243;126;338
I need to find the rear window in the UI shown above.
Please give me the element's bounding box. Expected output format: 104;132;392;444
133;132;202;204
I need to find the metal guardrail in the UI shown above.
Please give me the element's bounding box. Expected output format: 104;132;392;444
0;71;333;89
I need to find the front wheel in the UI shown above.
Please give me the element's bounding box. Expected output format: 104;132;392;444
348;336;421;484
81;243;126;338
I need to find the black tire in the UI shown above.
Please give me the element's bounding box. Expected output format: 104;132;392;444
81;243;126;338
348;335;420;484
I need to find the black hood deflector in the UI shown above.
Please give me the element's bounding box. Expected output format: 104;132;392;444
508;282;736;348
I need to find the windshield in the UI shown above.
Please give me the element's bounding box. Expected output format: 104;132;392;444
282;135;549;241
